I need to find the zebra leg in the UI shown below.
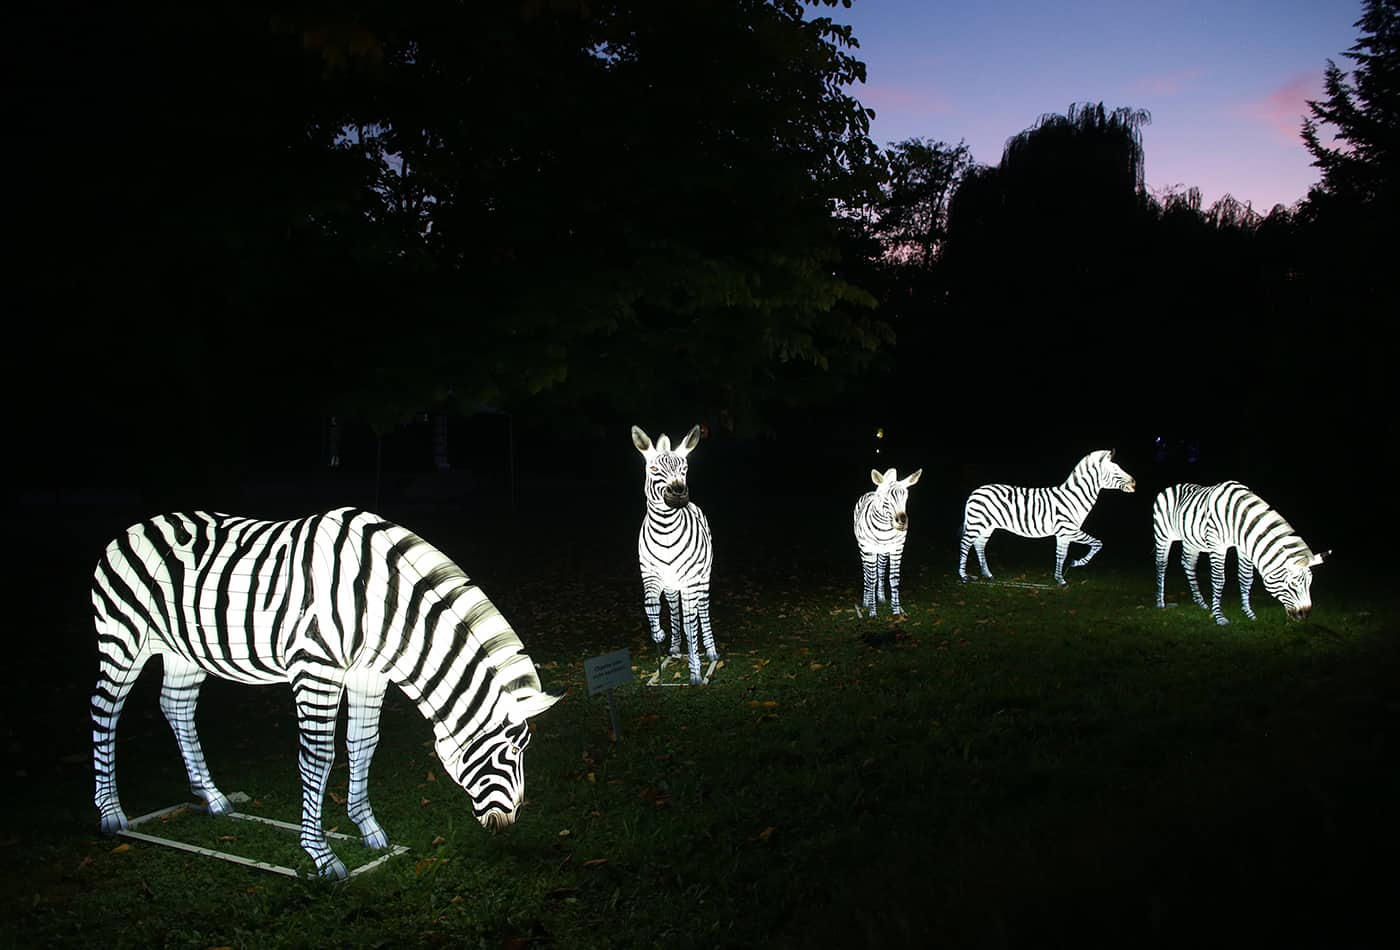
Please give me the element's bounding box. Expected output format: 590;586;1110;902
1154;539;1170;609
888;551;905;615
92;637;153;836
344;670;390;851
680;591;704;685
665;589;684;657
860;550;879;616
1181;546;1209;610
1067;532;1103;569
1237;555;1257;620
158;655;233;817
1053;536;1071;586
958;533;973;582
1208;551;1230;625
642;576;665;645
876;554;889;606
973;535;994;581
290;667;349;879
697;587;718;663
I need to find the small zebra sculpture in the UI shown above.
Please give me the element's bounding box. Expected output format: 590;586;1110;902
1153;480;1330;623
91;508;560;879
958;449;1136;586
632;425;717;685
853;467;923;617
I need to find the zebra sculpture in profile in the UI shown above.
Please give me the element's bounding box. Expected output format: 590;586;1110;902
91;508;561;879
1153;480;1330;624
632;424;716;685
958;449;1136;586
853;467;923;617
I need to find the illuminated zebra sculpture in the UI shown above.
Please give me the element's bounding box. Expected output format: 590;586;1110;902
91;508;560;879
632;424;716;685
853;467;923;616
1153;480;1330;623
958;449;1136;585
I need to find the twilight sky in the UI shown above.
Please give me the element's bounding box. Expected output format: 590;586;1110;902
830;0;1363;212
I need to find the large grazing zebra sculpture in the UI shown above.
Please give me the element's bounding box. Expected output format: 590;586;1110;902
958;449;1136;586
853;467;923;617
1153;480;1330;624
632;424;716;685
91;508;560;879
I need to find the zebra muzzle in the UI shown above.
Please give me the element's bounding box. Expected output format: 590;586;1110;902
663;491;690;509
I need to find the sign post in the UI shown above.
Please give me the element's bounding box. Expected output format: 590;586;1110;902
583;648;633;741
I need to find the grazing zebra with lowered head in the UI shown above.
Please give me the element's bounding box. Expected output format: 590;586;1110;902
91;508;560;879
632;424;716;685
1153;480;1330;624
853;467;923;617
958;449;1136;586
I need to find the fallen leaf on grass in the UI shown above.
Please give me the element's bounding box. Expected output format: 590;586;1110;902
415;858;439;876
329;791;346;805
450;895;465;905
639;788;671;808
425;769;437;783
558;829;572;837
747;700;779;709
432;836;447;847
110;843;131;854
583;858;609;868
809;662;825;671
420;798;431;808
757;827;776;843
216;835;237;843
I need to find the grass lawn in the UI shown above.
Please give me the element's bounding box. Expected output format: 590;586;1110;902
4;498;1395;949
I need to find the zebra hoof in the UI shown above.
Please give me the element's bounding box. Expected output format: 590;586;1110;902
1055;578;1068;587
362;828;389;851
690;674;703;686
959;575;972;584
1215;616;1230;626
99;812;129;836
204;793;233;817
705;650;718;663
318;856;350;881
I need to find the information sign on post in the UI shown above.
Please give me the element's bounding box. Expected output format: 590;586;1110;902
583;648;632;740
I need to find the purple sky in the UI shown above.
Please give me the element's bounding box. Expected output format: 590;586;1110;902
830;0;1363;212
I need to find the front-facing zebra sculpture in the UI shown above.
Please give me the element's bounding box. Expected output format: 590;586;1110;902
91;508;560;879
853;467;923;616
958;449;1137;585
632;424;716;685
1153;480;1330;624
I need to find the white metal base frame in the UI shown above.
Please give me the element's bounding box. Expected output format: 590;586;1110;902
118;791;410;879
645;654;718;687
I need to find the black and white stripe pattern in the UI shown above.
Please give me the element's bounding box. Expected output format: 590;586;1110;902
958;449;1137;585
853;467;922;616
632;425;716;685
91;508;559;879
1153;480;1329;624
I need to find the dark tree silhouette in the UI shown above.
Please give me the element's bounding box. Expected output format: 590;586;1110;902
15;0;892;501
1301;0;1399;207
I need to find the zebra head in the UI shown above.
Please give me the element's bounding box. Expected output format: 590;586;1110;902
869;467;923;531
1090;449;1136;493
1269;549;1330;621
632;424;702;509
438;686;560;833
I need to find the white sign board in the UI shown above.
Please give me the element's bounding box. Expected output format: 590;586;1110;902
584;648;633;697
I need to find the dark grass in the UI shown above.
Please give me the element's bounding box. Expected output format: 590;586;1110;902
3;494;1396;949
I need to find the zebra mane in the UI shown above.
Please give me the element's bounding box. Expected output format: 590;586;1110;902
379;523;543;700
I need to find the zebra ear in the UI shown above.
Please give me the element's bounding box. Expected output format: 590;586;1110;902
903;468;923;486
870;468;884;486
676;424;702;456
631;426;653;454
656;434;672;453
1308;549;1331;567
883;467;897;484
514;687;563;721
